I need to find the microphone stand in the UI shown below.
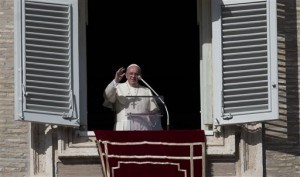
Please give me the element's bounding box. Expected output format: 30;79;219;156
138;77;170;130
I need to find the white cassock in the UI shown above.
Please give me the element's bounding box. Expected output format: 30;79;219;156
103;80;163;131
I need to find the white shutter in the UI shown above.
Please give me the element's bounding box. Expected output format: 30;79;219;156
14;0;85;127
212;0;278;125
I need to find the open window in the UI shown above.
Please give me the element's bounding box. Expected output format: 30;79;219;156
15;0;201;130
212;0;278;125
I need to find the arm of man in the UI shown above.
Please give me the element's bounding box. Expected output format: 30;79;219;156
103;80;117;109
103;67;125;109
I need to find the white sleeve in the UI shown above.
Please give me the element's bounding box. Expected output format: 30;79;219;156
103;80;118;108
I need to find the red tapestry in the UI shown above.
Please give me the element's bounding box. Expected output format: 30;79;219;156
94;130;206;177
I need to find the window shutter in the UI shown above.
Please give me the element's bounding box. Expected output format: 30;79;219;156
14;0;85;127
212;0;278;125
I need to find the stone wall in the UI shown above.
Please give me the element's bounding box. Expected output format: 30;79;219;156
0;1;30;177
264;0;300;176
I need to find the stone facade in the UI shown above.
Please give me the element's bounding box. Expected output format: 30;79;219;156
0;0;30;177
0;0;299;177
264;0;300;176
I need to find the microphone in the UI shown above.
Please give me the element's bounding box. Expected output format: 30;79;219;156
138;76;170;130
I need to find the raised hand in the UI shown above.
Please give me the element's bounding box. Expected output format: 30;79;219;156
114;67;125;83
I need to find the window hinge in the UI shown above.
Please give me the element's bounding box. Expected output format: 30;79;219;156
213;118;222;133
222;112;233;120
62;113;76;119
22;84;28;97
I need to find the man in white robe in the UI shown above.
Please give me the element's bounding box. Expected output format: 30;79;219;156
103;64;163;130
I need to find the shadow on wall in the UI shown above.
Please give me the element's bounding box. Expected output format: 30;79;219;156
264;0;299;155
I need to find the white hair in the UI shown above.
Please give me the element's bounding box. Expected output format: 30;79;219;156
127;63;140;70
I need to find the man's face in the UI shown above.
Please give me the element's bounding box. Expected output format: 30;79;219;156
126;66;140;87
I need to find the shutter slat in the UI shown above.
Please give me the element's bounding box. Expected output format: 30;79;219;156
225;98;268;104
26;1;70;9
223;50;267;57
223;38;267;46
26;25;69;32
27;80;70;86
26;50;69;56
25;20;69;27
222;8;266;15
27;37;69;44
27;85;69;92
27;62;69;69
27;92;69;98
223;68;267;74
26;44;69;51
26;104;70;111
223;44;267;51
223;86;268;93
224;104;268;113
223;56;266;62
224;80;266;88
26;13;69;21
223;62;267;69
27;67;69;74
222;13;266;21
27;100;70;108
26;74;70;81
222;20;266;27
224;74;268;81
26;31;69;38
223;26;266;34
224;92;268;99
27;55;69;62
223;32;267;39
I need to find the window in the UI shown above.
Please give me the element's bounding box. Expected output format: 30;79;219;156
211;0;278;125
14;0;87;128
15;0;201;131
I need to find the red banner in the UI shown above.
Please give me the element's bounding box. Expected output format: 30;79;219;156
94;130;206;177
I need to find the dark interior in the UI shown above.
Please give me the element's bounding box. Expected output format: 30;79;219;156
87;0;200;130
